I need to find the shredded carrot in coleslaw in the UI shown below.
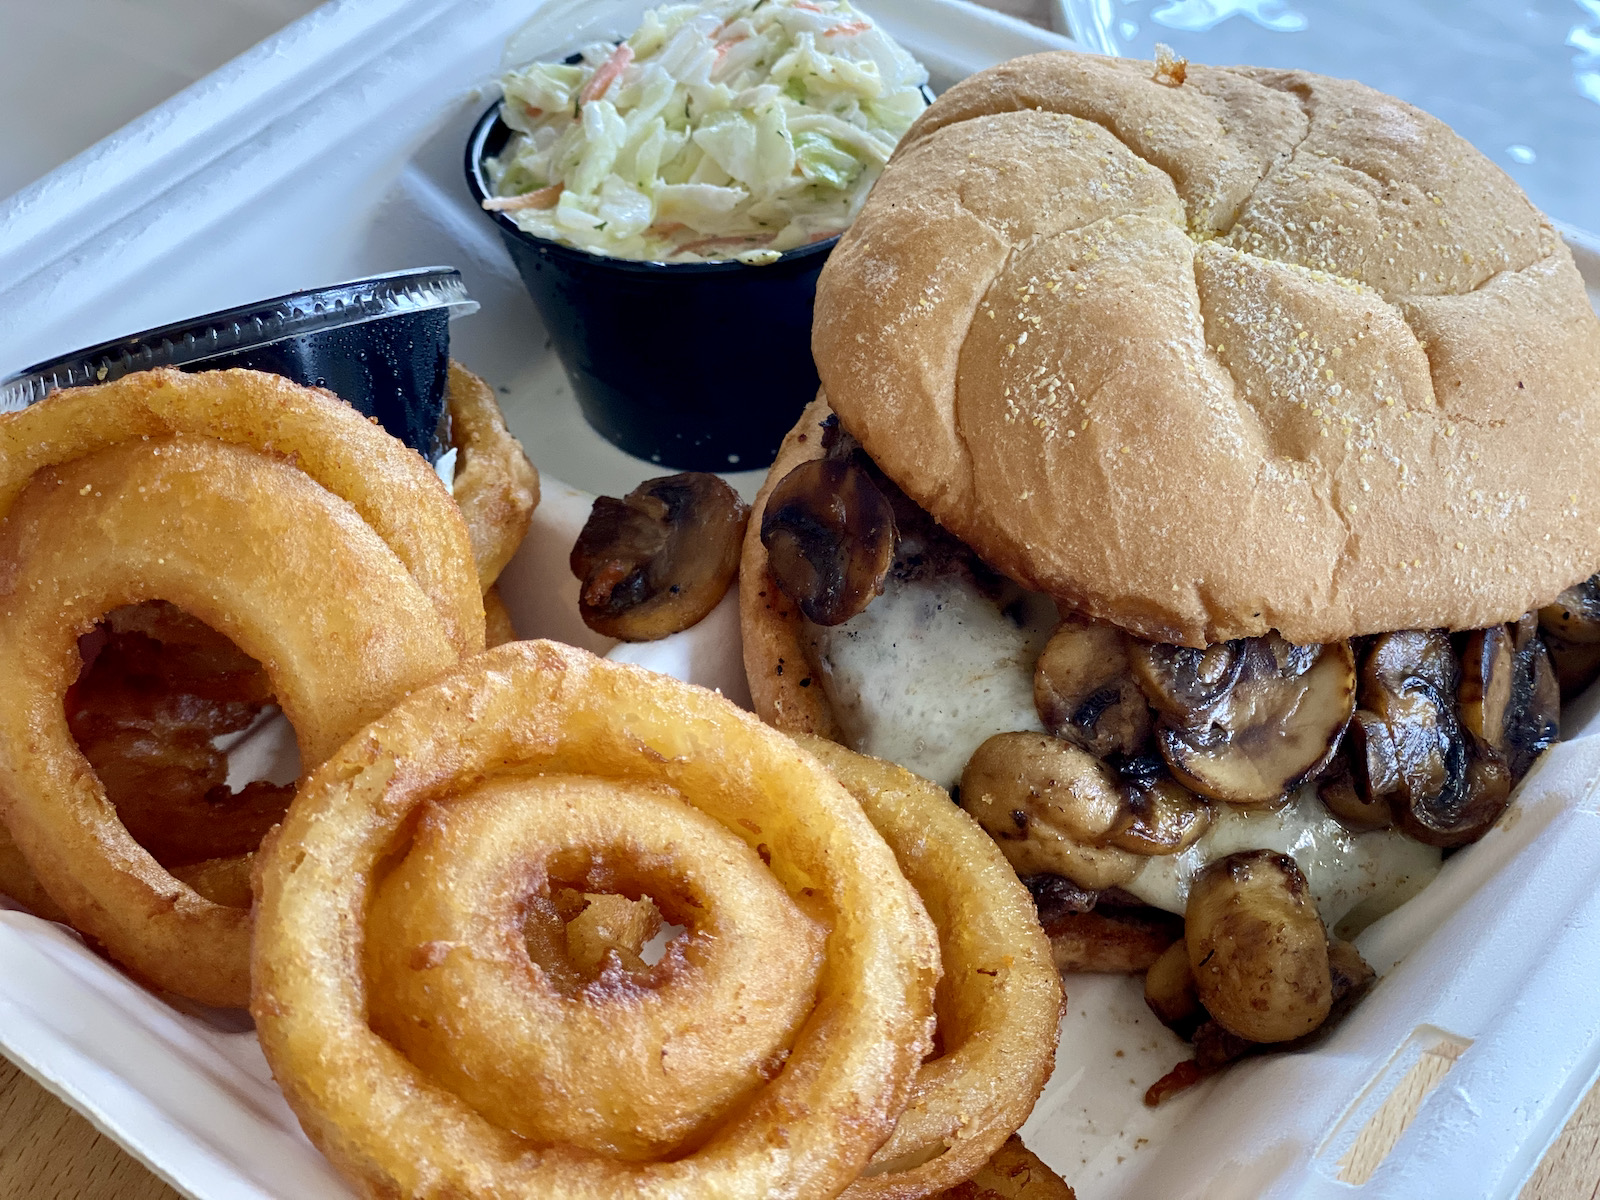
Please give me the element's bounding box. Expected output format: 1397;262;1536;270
578;44;634;105
482;183;564;212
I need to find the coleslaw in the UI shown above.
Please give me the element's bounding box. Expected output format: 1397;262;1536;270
485;0;930;263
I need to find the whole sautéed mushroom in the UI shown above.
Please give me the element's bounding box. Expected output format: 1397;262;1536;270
1033;615;1152;759
1537;573;1600;698
1129;635;1357;807
960;733;1212;890
1184;850;1333;1045
571;473;749;641
759;457;897;627
1342;627;1554;847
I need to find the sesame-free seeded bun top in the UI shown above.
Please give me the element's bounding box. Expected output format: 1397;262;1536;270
810;50;1600;648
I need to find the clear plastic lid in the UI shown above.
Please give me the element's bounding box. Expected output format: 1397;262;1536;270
0;267;478;411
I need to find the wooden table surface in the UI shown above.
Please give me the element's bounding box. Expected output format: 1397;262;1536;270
3;0;1599;1197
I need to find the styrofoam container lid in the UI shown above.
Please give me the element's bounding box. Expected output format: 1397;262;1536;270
2;2;1600;1198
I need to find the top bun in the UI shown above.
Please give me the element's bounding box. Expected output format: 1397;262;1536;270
813;51;1600;647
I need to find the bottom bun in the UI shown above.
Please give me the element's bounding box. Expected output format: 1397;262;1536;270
740;395;846;737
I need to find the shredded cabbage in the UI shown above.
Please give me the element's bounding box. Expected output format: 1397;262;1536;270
486;0;929;263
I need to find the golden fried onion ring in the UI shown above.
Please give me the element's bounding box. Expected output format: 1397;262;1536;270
252;640;940;1199
365;774;826;1159
0;367;483;657
169;852;258;911
66;603;281;869
0;822;66;923
935;1137;1076;1199
3;601;283;918
797;737;1064;1200
0;436;459;1005
446;362;539;591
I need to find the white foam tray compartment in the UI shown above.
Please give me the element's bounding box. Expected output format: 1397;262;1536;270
2;4;1599;1198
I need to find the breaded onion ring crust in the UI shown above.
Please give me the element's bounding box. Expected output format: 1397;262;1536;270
799;738;1064;1200
0;822;66;923
0;367;483;656
252;641;940;1200
0;437;459;1005
447;362;539;590
935;1137;1076;1198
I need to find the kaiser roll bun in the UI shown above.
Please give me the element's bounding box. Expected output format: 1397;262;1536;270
810;50;1600;648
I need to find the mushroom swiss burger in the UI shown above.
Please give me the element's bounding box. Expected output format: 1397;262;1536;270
740;51;1600;1068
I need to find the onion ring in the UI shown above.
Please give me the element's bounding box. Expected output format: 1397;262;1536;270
0;435;460;1005
935;1137;1076;1199
447;362;539;590
0;367;483;657
797;736;1064;1200
44;602;287;914
252;640;940;1199
0;822;65;923
169;853;257;910
365;774;827;1159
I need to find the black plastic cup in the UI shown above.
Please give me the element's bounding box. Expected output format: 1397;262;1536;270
0;268;478;460
467;105;836;471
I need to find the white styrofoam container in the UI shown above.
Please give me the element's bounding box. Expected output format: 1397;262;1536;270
2;3;1600;1198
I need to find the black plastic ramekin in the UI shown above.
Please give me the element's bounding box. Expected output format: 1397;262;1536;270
0;268;478;460
467;105;836;471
